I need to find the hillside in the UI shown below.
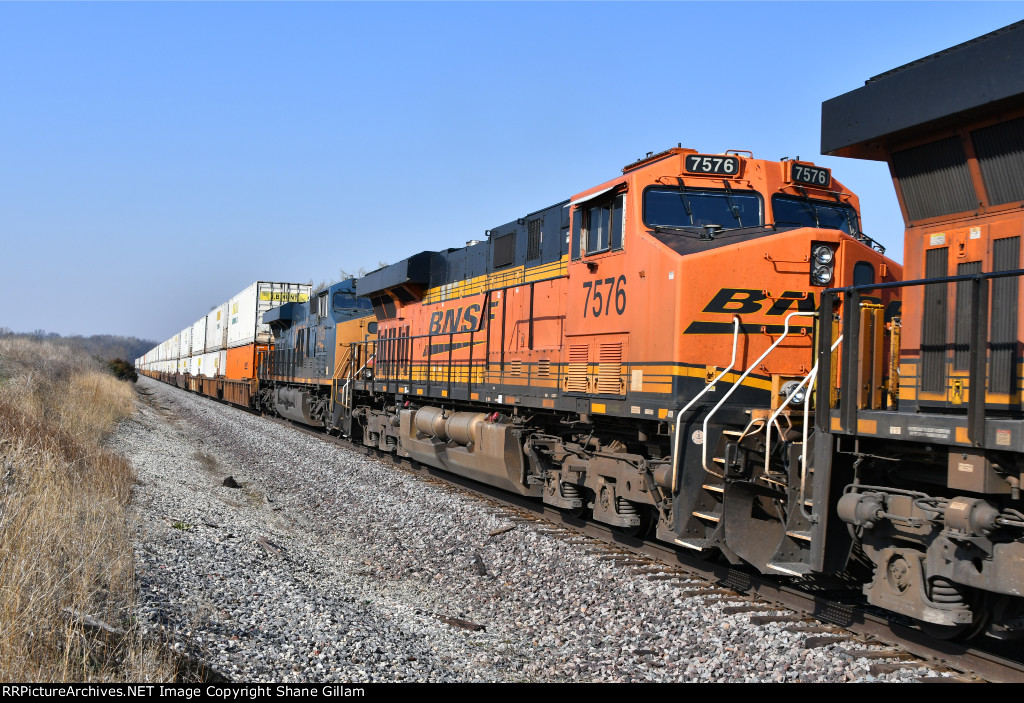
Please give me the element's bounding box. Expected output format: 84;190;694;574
0;328;156;363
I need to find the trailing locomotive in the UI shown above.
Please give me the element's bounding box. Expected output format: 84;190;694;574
254;279;376;430
818;21;1024;639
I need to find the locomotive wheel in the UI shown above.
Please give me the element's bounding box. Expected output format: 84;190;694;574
920;591;991;642
618;506;655;539
920;614;990;642
564;503;590;520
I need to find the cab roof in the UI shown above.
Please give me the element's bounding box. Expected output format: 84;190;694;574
821;21;1024;161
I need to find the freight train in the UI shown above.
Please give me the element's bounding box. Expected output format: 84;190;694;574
137;22;1024;641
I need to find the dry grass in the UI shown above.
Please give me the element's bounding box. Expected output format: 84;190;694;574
0;337;172;681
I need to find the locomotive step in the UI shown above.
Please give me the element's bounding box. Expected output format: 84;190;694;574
767;561;813;576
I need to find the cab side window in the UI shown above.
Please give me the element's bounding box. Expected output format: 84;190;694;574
584;193;625;255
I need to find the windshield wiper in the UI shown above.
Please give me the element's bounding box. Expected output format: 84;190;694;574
794;186;821;227
674;177;693;220
653;223;721;240
721;180;744;227
841;208;861;236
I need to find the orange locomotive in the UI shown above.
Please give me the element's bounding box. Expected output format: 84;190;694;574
345;146;900;581
820;21;1024;639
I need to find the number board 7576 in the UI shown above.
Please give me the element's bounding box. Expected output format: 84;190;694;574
684;154;741;177
790;162;831;188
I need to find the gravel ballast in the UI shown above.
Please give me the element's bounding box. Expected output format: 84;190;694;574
114;376;950;682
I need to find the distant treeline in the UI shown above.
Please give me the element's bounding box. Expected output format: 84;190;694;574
0;328;156;363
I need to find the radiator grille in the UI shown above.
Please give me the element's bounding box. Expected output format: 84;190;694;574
596;343;623;395
990;237;1020;394
566;345;589;392
891;137;976;221
921;247;949;393
537;359;551;377
973;117;1024;206
954;261;982;370
527;219;542;261
509;360;522;377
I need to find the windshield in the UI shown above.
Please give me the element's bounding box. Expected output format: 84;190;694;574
644;186;762;231
772;196;860;235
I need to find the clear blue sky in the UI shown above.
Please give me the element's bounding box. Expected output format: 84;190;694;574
2;2;1022;342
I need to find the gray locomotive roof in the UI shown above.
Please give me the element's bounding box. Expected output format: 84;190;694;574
357;251;435;298
821;21;1024;160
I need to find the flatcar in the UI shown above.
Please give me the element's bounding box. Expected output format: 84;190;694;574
137;281;313;407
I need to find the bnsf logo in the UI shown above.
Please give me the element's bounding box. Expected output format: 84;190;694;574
703;289;817;315
698;288;899;320
428;303;484;335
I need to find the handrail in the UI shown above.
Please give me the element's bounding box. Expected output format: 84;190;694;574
762;335;844;483
702;311;818;474
801;349;821;521
671;315;741;493
825;266;1024;295
340;353;375;409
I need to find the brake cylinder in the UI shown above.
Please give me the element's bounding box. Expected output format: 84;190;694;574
944;497;999;536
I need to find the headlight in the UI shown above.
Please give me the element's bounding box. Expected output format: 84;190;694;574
812;265;833;285
781;380;807;406
812;244;834;265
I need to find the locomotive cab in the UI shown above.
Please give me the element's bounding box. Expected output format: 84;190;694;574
563;147;900;574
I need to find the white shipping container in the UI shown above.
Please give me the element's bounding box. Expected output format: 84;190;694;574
201;352;218;378
192;316;207;357
188;355;201;377
217;350;226;376
178;327;192;359
226;281;311;349
205;303;229;352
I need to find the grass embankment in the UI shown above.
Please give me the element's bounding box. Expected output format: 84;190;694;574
0;337;168;680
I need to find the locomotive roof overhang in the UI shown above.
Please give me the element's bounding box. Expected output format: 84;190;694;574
263;301;300;330
356;251;434;299
571;182;626;207
821;20;1024;161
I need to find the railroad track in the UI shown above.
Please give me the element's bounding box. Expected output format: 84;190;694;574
199;394;1024;682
